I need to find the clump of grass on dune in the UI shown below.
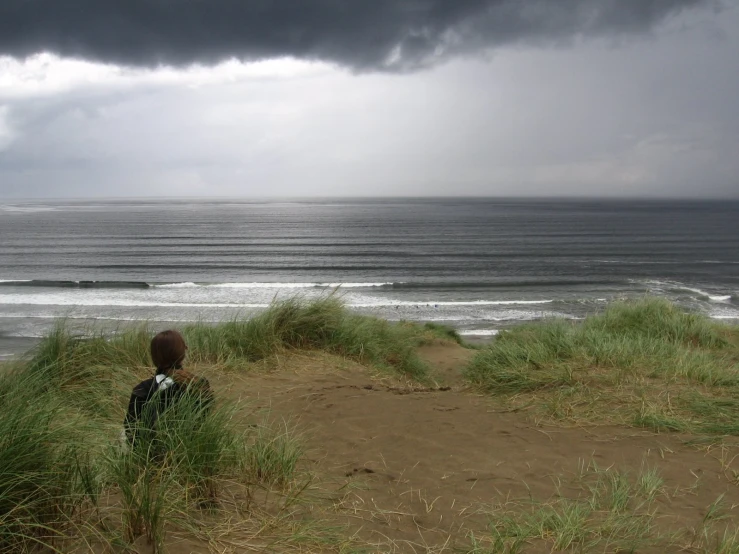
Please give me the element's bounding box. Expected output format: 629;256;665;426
106;391;249;551
243;418;303;488
105;402;309;552
28;321;152;380
26;297;447;388
464;298;739;434
25;322;152;419
0;369;100;553
469;465;664;553
181;296;445;379
467;462;739;554
0;362;315;552
417;321;464;345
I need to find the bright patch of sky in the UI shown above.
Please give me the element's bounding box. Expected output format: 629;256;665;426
0;54;332;98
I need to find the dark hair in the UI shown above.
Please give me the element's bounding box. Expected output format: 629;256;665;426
150;330;187;373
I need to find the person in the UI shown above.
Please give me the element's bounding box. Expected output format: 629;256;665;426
123;330;212;446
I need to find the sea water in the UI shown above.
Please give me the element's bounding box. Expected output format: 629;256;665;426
1;198;737;357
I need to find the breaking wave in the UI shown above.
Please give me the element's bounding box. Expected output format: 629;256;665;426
458;329;500;336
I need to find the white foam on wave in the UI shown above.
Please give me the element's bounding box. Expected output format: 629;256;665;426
351;299;553;308
638;280;732;303
595;260;682;265
0;279;32;283
708;305;739;320
458;329;500;336
0;296;270;308
0;296;552;309
0;313;204;323
0;314;60;319
679;286;732;303
681;285;713;297
357;309;570;323
155;282;395;289
312;282;395;288
0;205;57;213
412;316;477;322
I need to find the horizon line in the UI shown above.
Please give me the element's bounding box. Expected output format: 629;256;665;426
2;195;739;203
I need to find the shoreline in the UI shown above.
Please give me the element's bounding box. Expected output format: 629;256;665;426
0;335;39;360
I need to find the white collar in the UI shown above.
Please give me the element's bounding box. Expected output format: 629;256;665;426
155;373;175;391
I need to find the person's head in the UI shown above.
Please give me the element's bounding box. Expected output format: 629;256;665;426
150;330;187;374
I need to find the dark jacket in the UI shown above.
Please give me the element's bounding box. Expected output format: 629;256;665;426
123;370;212;444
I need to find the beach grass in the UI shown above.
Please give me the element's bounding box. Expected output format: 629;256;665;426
464;298;739;434
244;417;303;488
25;297;458;389
466;462;739;554
0;364;329;552
0;369;100;552
181;296;453;378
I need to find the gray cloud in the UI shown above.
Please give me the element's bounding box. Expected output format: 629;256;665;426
0;1;736;199
0;0;717;70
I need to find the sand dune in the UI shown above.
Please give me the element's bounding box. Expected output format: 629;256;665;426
158;343;739;553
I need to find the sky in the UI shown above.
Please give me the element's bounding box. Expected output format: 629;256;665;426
0;0;737;199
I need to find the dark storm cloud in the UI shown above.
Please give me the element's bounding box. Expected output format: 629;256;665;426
0;0;717;70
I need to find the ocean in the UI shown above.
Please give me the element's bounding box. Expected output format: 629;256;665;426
1;198;737;359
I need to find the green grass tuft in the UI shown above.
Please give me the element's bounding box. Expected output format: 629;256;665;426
182;297;436;379
464;298;739;434
244;418;303;488
468;464;670;553
107;390;247;550
0;369;100;552
469;463;739;554
27;297;441;385
420;322;464;345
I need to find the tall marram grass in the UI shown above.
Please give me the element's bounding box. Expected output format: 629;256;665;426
2;357;308;552
0;368;99;552
183;296;445;378
464;298;739;434
28;297;452;386
26;322;150;419
107;390;246;551
244;418;303;488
